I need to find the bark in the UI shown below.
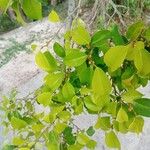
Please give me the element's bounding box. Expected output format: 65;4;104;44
7;8;16;21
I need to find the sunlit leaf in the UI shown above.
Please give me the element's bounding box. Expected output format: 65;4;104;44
48;10;60;22
116;107;128;123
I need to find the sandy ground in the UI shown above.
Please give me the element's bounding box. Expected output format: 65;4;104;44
0;18;150;150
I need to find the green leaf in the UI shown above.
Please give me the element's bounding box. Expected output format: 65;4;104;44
62;82;75;101
133;98;150;117
44;72;64;91
53;42;66;57
92;67;111;96
64;50;87;67
22;0;42;20
31;123;44;133
84;96;100;112
126;21;144;40
128;116;144;134
53;123;67;134
111;25;124;45
122;90;143;103
91;30;111;47
94;117;111;131
105;131;120;149
48;10;60;22
0;0;11;12
104;45;128;72
37;92;52;106
63;127;76;145
143;27;150;41
116;107;128;123
71;26;91;45
57;111;71;122
77;132;90;145
11;117;27;130
35;51;57;72
105;101;117;117
47;131;60;150
86;126;95;136
68;143;83;150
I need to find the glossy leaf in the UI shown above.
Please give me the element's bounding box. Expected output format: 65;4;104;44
92;67;111;96
64;50;87;67
35;51;57;72
104;45;128;72
116;107;128;123
22;0;42;20
44;73;64;91
71;26;91;45
37;92;52;106
133;98;150;117
122;90;143;103
77;132;90;145
53;42;66;57
126;21;144;40
62;82;75;101
94;117;111;131
128;116;144;134
11;117;27;130
105;131;120;149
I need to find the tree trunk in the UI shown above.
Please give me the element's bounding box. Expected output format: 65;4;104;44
7;8;16;21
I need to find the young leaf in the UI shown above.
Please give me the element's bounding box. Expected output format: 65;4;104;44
92;67;112;96
86;140;97;149
64;50;87;67
133;98;150;117
116;107;128;123
126;21;144;40
35;51;57;72
13;137;24;146
11;117;27;130
37;92;52;106
77;132;90;145
53;42;66;57
22;0;42;20
122;90;143;103
53;123;67;134
44;73;64;91
48;10;60;22
105;131;120;149
71;26;91;45
128;116;144;134
0;0;11;12
57;111;71;122
62;82;75;101
104;45;128;72
94;117;111;131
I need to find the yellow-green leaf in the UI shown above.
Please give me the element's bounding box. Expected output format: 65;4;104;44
116;107;128;123
92;67;111;96
35;51;57;72
64;50;87;67
105;131;120;149
62;82;75;101
44;73;64;91
71;26;91;45
37;92;52;106
57;111;71;122
94;117;111;131
13;136;24;146
53;123;67;134
128;116;144;134
11;117;27;130
104;46;128;72
122;90;143;103
77;132;90;145
48;10;60;22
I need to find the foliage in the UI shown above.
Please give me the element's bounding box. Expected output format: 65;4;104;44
1;13;150;150
0;14;19;34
